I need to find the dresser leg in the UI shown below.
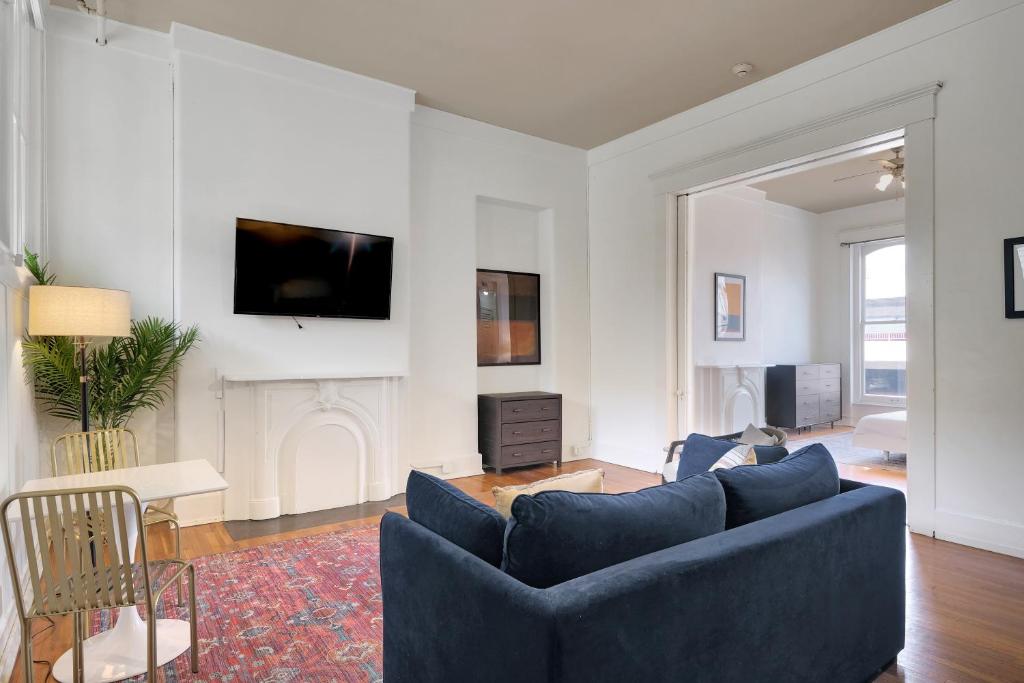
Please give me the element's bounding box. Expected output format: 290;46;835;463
495;465;503;475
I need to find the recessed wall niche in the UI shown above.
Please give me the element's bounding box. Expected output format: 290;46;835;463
475;197;554;394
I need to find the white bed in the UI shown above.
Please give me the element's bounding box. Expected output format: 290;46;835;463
852;410;907;455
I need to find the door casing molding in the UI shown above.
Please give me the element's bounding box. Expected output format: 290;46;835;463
660;82;939;536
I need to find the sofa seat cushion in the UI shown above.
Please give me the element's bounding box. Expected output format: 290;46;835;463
502;472;725;588
714;442;840;529
406;470;507;567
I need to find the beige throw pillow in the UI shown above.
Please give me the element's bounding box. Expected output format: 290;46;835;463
492;468;605;518
738;423;776;446
709;444;757;471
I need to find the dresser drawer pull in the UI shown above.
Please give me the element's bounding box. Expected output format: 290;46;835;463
542;428;552;432
541;407;550;411
512;430;522;435
512;408;522;413
542;449;553;454
512;452;523;457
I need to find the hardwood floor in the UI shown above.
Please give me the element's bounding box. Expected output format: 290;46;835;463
11;458;1023;682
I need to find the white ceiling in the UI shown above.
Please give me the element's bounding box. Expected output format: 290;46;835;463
55;0;951;148
750;152;905;214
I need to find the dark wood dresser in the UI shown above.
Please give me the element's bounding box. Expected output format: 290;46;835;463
478;391;562;474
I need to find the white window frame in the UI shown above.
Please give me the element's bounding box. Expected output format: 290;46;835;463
852;235;907;408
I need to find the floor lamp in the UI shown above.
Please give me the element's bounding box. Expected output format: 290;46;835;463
28;285;131;433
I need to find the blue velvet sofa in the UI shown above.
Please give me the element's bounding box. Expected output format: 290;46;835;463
380;478;905;683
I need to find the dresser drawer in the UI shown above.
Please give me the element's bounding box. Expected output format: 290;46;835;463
820;392;841;409
796;395;820;412
821;406;841;421
501;420;560;445
819;377;840;393
797;405;820;424
796;364;820;379
502;398;560;423
796;379;820;396
820;364;841;379
500;440;560;465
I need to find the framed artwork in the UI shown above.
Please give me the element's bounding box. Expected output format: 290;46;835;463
477;269;541;366
715;273;746;341
1005;237;1024;319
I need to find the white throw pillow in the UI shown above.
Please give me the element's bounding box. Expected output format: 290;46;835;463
738;423;775;446
663;459;679;482
709;444;757;471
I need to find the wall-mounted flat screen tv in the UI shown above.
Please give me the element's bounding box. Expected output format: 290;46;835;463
233;218;394;320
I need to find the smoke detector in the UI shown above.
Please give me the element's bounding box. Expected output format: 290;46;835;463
731;63;754;78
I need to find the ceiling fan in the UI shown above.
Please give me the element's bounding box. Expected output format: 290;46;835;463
833;147;905;191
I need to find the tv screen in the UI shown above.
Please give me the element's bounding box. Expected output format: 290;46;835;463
233;218;394;320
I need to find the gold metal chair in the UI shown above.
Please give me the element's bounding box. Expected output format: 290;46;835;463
1;485;199;683
51;428;184;603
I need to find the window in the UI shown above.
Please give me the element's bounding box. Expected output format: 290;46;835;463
853;237;906;406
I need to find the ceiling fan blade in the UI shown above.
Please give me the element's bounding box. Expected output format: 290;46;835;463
833;170;883;183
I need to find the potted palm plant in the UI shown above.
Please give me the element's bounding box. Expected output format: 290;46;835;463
21;249;199;429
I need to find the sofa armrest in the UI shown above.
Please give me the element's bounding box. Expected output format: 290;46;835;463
546;485;906;683
380;512;556;683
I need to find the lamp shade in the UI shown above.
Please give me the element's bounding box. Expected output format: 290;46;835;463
28;286;131;337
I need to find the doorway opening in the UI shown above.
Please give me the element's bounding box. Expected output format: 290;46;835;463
673;131;910;493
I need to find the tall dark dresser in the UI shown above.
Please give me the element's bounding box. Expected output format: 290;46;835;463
478;391;562;474
766;363;842;432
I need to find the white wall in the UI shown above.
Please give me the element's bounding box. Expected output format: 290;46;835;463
817;198;905;424
689;186;819;368
171;25;414;521
0;0;44;678
588;0;1024;557
42;10;591;512
45;12;175;466
410;107;589;474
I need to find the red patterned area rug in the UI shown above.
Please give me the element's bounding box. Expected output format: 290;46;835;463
92;523;383;682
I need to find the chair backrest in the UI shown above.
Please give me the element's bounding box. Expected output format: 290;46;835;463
0;486;154;620
51;429;140;477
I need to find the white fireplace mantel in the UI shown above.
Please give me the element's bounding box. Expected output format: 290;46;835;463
693;363;773;436
219;371;404;520
222;370;408;383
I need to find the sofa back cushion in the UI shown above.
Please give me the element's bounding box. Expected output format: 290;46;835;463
675;433;737;479
714;442;840;529
491;468;604;518
753;445;790;464
406;470;507;567
502;472;725;588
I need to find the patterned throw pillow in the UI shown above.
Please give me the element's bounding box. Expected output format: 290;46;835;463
709;443;757;471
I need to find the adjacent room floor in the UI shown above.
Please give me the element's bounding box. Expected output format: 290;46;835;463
14;458;1021;682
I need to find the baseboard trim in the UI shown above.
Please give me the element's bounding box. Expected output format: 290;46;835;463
934;509;1024;559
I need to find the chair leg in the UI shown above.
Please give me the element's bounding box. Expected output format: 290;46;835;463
71;613;83;683
188;564;199;673
147;608;158;681
173;519;184;606
21;621;33;683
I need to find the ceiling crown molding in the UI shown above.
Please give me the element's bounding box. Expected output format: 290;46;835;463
650;81;942;183
170;23;415;112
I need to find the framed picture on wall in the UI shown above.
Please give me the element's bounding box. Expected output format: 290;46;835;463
477;269;541;365
1005;237;1024;318
715;272;746;341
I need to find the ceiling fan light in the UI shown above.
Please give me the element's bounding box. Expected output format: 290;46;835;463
875;173;894;191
